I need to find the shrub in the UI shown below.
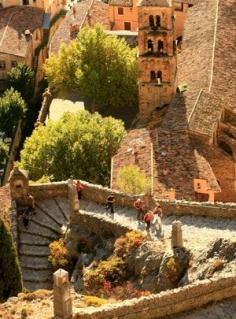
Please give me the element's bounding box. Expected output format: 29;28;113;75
18;289;52;301
166;257;180;283
114;231;146;257
206;258;225;277
83;256;126;290
83;295;108;307
0;219;23;301
0;141;8;164
48;238;70;270
116;165;150;194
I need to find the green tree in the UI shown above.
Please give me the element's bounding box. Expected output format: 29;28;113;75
0;88;27;137
20;111;126;184
8;63;34;102
0;219;23;300
44;25;138;115
0;141;8;165
116;165;150;194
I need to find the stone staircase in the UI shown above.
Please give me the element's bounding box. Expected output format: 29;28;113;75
18;197;69;291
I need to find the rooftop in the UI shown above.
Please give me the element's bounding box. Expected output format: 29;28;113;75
0;6;44;57
50;0;110;54
138;0;172;6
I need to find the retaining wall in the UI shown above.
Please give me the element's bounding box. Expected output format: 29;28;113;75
73;275;236;319
28;180;236;219
29;181;68;200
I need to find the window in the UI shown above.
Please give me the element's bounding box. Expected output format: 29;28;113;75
23;0;29;4
0;60;6;70
157;40;164;53
150;71;156;81
124;22;131;30
118;7;124;15
149;15;154;27
156;15;161;27
157;70;162;82
147;39;154;52
11;61;17;67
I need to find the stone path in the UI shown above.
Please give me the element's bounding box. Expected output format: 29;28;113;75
18;198;236;291
18;198;69;291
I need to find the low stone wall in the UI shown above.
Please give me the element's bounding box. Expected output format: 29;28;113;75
160;200;236;219
73;275;236;319
29;181;68;200
75;210;134;239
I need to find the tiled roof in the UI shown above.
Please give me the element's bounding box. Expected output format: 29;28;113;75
138;0;172;7
0;185;11;228
50;0;110;54
0;6;44;57
109;0;133;6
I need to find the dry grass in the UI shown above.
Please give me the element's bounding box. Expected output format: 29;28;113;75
18;289;52;301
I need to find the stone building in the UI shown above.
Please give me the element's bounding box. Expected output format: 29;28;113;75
138;0;177;121
112;0;236;203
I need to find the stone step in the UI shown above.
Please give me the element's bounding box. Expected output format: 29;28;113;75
20;255;51;269
39;199;69;225
19;232;53;245
20;239;49;247
54;198;69;222
30;219;61;235
33;205;62;230
22;268;52;283
19;229;56;241
18;220;59;238
24;280;52;291
20;244;50;257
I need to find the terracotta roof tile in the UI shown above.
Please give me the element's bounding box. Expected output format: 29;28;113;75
0;6;44;57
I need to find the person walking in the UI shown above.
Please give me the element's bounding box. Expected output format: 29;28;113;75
76;180;84;200
152;209;163;238
143;210;154;232
106;193;115;217
133;198;145;224
153;204;163;219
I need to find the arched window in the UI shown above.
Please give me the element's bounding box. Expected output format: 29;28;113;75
150;71;156;81
157;71;162;82
147;39;154;52
149;15;154;27
157;40;164;53
156;15;161;27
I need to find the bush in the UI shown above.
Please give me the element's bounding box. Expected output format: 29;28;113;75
116;165;150;194
83;295;108;307
166;257;181;283
0;141;8;164
114;231;146;258
83;256;126;290
18;289;52;301
48;238;70;270
0;219;23;300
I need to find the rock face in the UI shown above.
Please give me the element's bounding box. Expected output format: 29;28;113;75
155;247;191;292
192;238;236;281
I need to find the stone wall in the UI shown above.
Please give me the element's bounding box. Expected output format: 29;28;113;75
73;275;236;319
29;181;68;200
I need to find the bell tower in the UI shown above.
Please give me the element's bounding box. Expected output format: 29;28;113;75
138;0;177;122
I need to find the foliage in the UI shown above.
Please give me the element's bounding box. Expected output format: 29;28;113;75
206;257;225;277
116;165;151;194
166;257;181;283
8;63;34;102
83;256;126;290
0;88;27;137
0;219;23;300
18;289;52;301
35;175;51;184
44;24;138;115
0;141;8;164
20;111;126;184
114;231;146;258
48;238;70;270
83;295;108;307
99;281;151;300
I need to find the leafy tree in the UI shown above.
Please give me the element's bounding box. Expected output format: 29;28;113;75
44;25;138;115
8;63;34;102
0;141;8;165
116;165;150;194
0;88;27;137
20;111;126;184
0;219;23;300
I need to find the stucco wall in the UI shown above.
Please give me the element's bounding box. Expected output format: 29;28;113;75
73;275;236;319
29;181;68;199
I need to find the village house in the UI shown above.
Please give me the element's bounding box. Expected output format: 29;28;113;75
112;0;236;203
108;0;193;40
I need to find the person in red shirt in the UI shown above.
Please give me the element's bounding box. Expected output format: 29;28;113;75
76;180;84;200
133;198;145;223
143;210;154;232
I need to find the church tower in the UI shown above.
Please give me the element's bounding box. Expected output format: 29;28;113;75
138;0;177;121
